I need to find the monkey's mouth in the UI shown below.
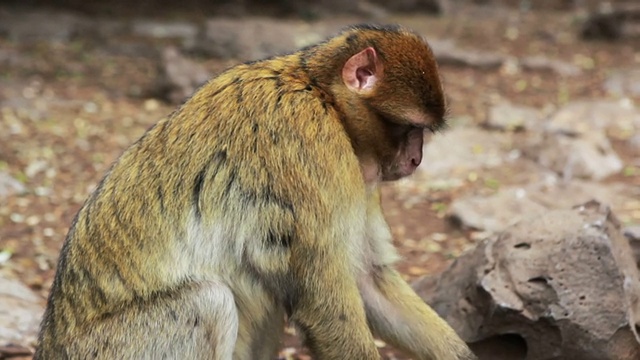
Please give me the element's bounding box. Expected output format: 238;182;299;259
382;164;418;182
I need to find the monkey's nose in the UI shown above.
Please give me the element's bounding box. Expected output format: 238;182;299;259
411;153;422;167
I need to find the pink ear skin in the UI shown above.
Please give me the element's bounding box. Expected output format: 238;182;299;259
342;47;383;93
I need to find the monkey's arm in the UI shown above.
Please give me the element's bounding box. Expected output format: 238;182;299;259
360;266;476;360
288;230;381;360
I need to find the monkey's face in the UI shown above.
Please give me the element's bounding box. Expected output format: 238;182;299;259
340;35;445;184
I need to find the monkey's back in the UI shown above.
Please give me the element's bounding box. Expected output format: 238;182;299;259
35;53;365;359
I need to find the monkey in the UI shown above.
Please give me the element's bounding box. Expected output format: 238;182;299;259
34;24;476;360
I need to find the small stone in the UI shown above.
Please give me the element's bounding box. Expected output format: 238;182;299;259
424;242;443;253
0;250;12;265
408;267;428;276
431;233;448;242
9;213;24;223
0;172;27;199
144;99;160;112
25;216;40;226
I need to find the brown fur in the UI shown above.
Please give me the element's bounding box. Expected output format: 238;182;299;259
35;24;475;360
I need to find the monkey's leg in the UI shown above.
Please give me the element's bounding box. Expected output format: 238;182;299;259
68;281;238;360
360;267;476;360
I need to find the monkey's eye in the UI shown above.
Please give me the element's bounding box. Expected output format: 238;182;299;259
420;119;447;134
388;123;414;138
425;125;438;134
407;123;433;134
379;112;431;137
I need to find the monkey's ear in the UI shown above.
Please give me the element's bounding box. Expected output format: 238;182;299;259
342;47;383;93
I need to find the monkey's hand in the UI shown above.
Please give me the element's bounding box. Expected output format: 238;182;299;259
360;266;477;360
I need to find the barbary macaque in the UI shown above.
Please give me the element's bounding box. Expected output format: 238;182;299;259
35;24;476;360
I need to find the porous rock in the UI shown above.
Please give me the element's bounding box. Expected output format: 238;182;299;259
415;201;640;360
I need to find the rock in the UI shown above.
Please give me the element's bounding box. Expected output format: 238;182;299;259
0;171;26;199
625;225;640;241
629;134;640;155
0;274;44;355
581;3;640;40
604;68;640;98
449;180;634;233
194;18;345;61
429;40;580;77
0;48;27;68
415;201;640;360
131;20;198;47
625;226;640;268
368;0;450;14
353;1;389;19
525;181;635;211
546;100;640;137
429;39;504;70
417;127;513;179
522;100;639;180
485;102;541;131
520;55;582;77
0;10;89;44
525;131;624;181
153;46;212;104
92;19;129;39
293;0;365;17
449;187;548;232
102;41;159;59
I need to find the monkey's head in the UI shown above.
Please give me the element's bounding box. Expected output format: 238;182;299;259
315;25;446;183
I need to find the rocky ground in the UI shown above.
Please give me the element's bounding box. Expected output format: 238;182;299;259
0;3;639;360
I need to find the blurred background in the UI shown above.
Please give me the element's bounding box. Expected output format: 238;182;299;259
0;1;639;359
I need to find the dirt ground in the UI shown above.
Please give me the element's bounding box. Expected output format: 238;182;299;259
0;3;639;359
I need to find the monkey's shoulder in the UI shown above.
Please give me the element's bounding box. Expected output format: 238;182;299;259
190;63;336;137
